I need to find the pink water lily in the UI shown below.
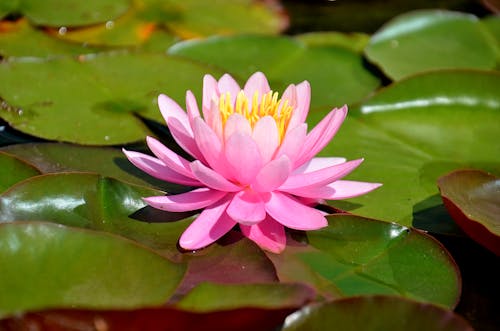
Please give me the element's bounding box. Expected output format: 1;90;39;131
124;72;381;253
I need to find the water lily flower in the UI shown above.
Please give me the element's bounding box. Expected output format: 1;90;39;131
124;72;381;253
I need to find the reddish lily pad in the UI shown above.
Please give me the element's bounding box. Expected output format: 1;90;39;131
438;169;500;255
0;151;40;193
365;10;498;80
268;215;461;308
0;222;186;318
282;296;474;331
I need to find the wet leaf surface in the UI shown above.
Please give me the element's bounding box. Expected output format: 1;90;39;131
0;151;40;193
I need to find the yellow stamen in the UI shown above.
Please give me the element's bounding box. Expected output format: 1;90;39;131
218;90;293;142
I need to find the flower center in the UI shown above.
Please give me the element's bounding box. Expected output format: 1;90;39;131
218;90;293;141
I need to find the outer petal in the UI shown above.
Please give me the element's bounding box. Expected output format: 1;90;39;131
190;160;241;192
122;149;200;186
252;115;279;164
252;155;291;192
293;157;347;175
264;192;327;230
144;188;227;212
224;113;252;142
179;197;236;250
280;158;363;191
158;94;191;134
146;136;196;179
218;73;241;103
168;117;206;162
225;132;263;185
275;123;307;165
226;190;266;225
186;90;201;124
202;74;219;118
244;72;271;108
240;217;286;253
295;106;348;167
282;180;382;200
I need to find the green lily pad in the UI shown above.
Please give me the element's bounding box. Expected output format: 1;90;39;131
365;10;498;80
176;283;314;312
0;222;186;317
168;35;380;109
269;215;460;308
0;19;104;58
0;172;193;251
0;0;131;27
0;52;218;145
0;142;183;191
53;0;287;47
438;169;500;255
314;70;500;225
282;296;474;331
0;151;40;193
295;32;370;53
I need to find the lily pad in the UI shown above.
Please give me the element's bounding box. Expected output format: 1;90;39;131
313;70;500;225
0;52;218;145
268;215;460;308
438;169;500;255
53;0;287;47
0;151;40;193
0;19;104;58
0;172;193;251
282;296;474;331
0;0;132;27
295;32;370;53
0;222;186;317
168;35;380;109
365;10;498;80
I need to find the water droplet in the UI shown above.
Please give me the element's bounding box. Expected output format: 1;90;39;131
104;135;110;141
17;109;23;116
390;39;399;48
58;26;67;35
105;21;115;30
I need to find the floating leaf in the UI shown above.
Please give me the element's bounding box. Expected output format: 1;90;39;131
365;10;498;80
269;215;460;308
0;52;218;145
168;35;380;109
311;70;500;225
0;0;131;27
0;172;192;251
177;283;313;312
282;296;474;331
438;169;500;255
0;19;103;59
0;222;186;317
295;32;370;53
0;151;40;193
0;142;182;191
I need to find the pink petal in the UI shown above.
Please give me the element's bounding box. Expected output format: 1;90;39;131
208;99;223;141
190;160;241;192
186;90;200;124
179;197;236;250
293;157;347;175
252;155;291;192
283;180;382;200
280;158;364;191
280;84;297;114
218;73;241;103
275;123;307;164
122;149;200;186
240;217;286;253
168;117;206;162
224;113;252;142
295;106;348;167
226;190;266;225
144;188;227;212
146;136;196;179
158;94;191;134
288;81;311;129
264;192;327;230
192;117;231;178
202;74;219;119
225;132;263;185
252;115;279;164
243;72;271;108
